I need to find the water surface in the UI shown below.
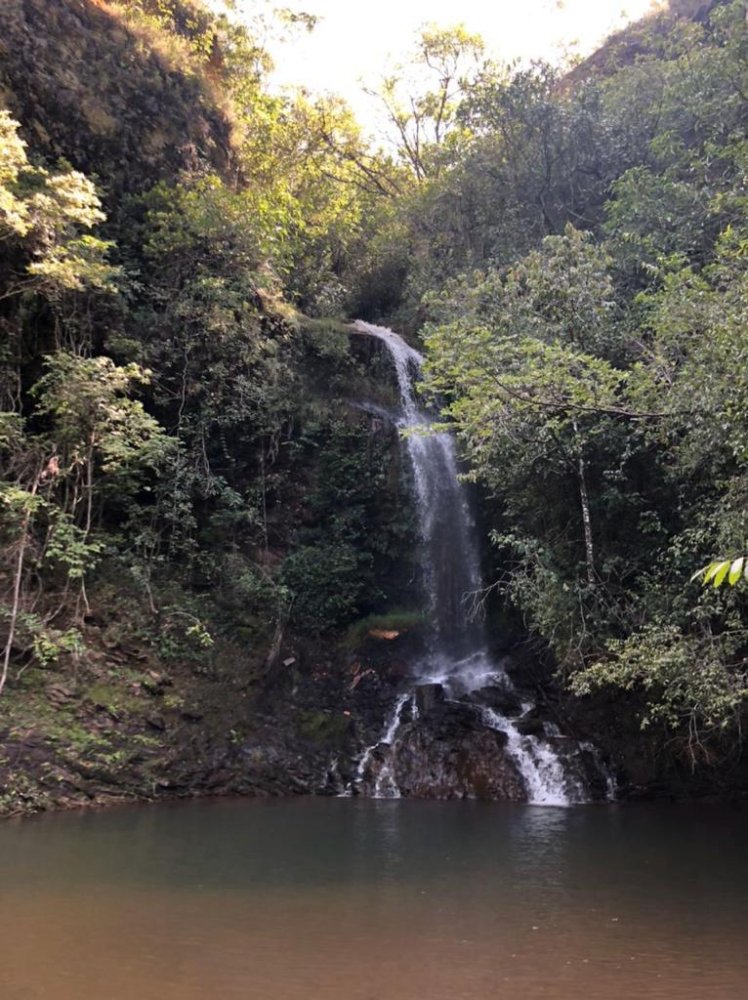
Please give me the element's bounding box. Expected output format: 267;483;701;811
0;798;746;999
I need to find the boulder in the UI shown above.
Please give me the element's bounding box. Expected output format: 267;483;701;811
391;699;524;800
515;713;546;738
394;725;523;800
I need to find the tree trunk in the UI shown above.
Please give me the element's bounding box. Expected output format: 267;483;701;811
1;471;42;698
573;418;595;585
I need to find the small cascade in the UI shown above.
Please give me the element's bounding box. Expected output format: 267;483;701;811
480;708;577;807
579;741;618;802
354;693;412;799
351;320;613;804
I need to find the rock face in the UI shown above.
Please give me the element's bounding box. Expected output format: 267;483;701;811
0;0;237;198
360;690;526;801
394;722;525;800
468;681;524;718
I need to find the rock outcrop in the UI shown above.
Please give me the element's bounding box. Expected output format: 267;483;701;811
0;0;237;199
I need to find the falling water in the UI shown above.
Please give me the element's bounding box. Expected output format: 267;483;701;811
355;693;413;799
352;320;608;805
352;322;483;661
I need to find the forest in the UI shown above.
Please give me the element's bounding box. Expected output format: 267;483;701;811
1;0;748;812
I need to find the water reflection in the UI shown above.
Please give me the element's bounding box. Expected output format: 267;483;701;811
0;799;746;999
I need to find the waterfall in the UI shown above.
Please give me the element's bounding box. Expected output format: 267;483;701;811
351;322;483;662
351;321;611;805
354;693;413;799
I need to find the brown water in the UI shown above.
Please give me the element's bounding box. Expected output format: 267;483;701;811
0;798;746;1000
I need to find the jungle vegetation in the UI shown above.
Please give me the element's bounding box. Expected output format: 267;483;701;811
1;0;747;774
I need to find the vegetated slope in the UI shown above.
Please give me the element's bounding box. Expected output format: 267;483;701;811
1;0;746;813
0;0;419;815
561;0;725;89
361;0;737;331
0;0;237;197
403;0;748;789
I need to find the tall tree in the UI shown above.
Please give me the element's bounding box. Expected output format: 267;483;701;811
368;25;485;182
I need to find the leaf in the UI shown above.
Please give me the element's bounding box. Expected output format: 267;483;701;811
691;564;711;583
693;557;748;588
702;560;725;584
728;557;744;586
713;561;731;587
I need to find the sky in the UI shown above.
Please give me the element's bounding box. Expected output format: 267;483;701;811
260;0;662;129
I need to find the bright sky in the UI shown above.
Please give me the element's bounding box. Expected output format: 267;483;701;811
264;0;663;129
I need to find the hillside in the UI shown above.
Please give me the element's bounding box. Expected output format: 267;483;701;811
1;0;748;812
0;0;237;198
0;0;423;814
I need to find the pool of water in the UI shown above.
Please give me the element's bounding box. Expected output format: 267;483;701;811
0;797;746;999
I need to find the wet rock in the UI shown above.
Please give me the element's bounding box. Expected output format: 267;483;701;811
470;683;523;718
394;724;524;800
391;700;524;800
515;713;546;738
569;742;616;802
414;683;446;717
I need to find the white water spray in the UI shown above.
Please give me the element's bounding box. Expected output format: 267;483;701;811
355;693;412;799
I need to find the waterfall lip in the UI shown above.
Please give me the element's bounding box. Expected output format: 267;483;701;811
350;320;425;366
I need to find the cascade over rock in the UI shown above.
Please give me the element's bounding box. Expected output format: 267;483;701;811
350;321;614;805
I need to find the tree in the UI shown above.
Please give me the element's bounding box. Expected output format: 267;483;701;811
368;25;485;182
421;204;748;752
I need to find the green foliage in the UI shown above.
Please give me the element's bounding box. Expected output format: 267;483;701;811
0;111;120;299
278;405;416;634
282;542;369;632
133;175;297;442
571;624;747;741
371;24;485;182
43;515;105;581
3;0;746;785
33;353;166;475
31;626;85;667
416;2;748;757
695;556;748;588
